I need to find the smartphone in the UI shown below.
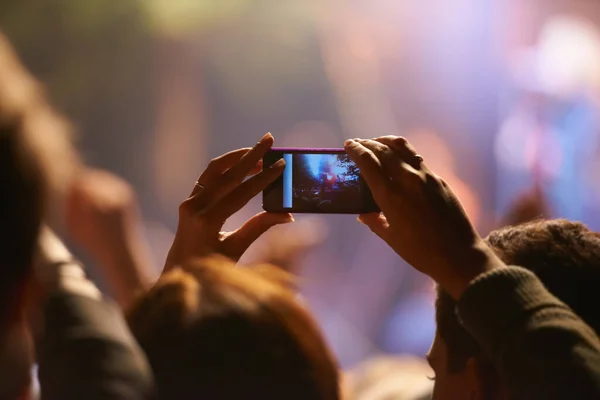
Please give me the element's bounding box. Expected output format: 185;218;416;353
262;148;379;214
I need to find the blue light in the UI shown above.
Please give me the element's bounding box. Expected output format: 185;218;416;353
304;154;323;177
301;154;358;182
283;153;293;208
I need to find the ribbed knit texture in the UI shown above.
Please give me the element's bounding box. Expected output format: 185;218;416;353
456;266;600;399
457;267;569;359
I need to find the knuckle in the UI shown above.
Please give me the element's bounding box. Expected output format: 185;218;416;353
371;141;389;155
406;145;419;158
432;172;444;184
358;149;373;162
376;134;397;141
404;170;424;185
424;171;443;188
207;156;222;170
394;136;409;146
178;199;195;214
437;175;450;189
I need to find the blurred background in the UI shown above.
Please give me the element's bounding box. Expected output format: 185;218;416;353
2;0;599;369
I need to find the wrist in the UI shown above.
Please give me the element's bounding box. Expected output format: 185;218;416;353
92;234;154;308
434;243;506;300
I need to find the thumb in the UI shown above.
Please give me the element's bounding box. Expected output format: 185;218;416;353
358;212;391;241
226;212;295;259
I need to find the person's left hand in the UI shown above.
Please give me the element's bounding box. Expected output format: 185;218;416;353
165;133;293;271
66;169;140;258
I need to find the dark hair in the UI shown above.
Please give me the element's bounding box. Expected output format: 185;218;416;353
436;219;600;372
128;256;341;400
0;31;78;327
0;30;77;398
0;32;48;328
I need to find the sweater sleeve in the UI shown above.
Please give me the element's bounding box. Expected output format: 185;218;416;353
457;267;600;400
36;260;153;400
38;292;153;400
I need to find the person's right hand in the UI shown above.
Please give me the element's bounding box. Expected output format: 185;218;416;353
165;133;293;271
345;136;504;299
66;169;154;308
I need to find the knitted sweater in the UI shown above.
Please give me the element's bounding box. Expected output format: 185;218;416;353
458;267;600;399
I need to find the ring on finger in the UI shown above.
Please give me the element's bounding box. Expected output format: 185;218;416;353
195;181;206;192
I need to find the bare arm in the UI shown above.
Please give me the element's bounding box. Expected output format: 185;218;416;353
66;169;156;309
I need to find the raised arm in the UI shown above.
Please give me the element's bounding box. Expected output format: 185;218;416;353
65;169;156;310
345;136;600;399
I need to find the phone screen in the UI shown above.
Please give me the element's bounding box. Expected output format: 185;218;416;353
262;148;379;214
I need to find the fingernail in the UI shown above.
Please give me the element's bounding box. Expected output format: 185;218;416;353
270;158;286;169
344;139;356;147
260;132;273;143
275;215;295;225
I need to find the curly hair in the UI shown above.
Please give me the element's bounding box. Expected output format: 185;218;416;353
436;219;600;372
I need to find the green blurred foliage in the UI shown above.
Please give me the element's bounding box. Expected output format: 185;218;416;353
0;0;312;122
143;0;251;38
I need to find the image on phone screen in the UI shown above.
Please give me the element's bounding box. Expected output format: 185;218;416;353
263;149;379;214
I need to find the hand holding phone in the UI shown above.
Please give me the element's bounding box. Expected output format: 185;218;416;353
345;137;501;299
262;148;379;214
167;135;294;271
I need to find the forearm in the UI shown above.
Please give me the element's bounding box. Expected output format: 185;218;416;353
95;240;155;310
432;243;506;300
457;267;600;399
90;223;156;310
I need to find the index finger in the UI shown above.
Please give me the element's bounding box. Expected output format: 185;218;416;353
374;136;424;170
192;147;251;195
189;133;275;209
220;132;274;188
344;139;393;206
358;139;418;184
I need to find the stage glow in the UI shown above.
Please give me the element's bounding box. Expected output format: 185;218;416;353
304;154;322;177
537;16;600;95
302;154;351;181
